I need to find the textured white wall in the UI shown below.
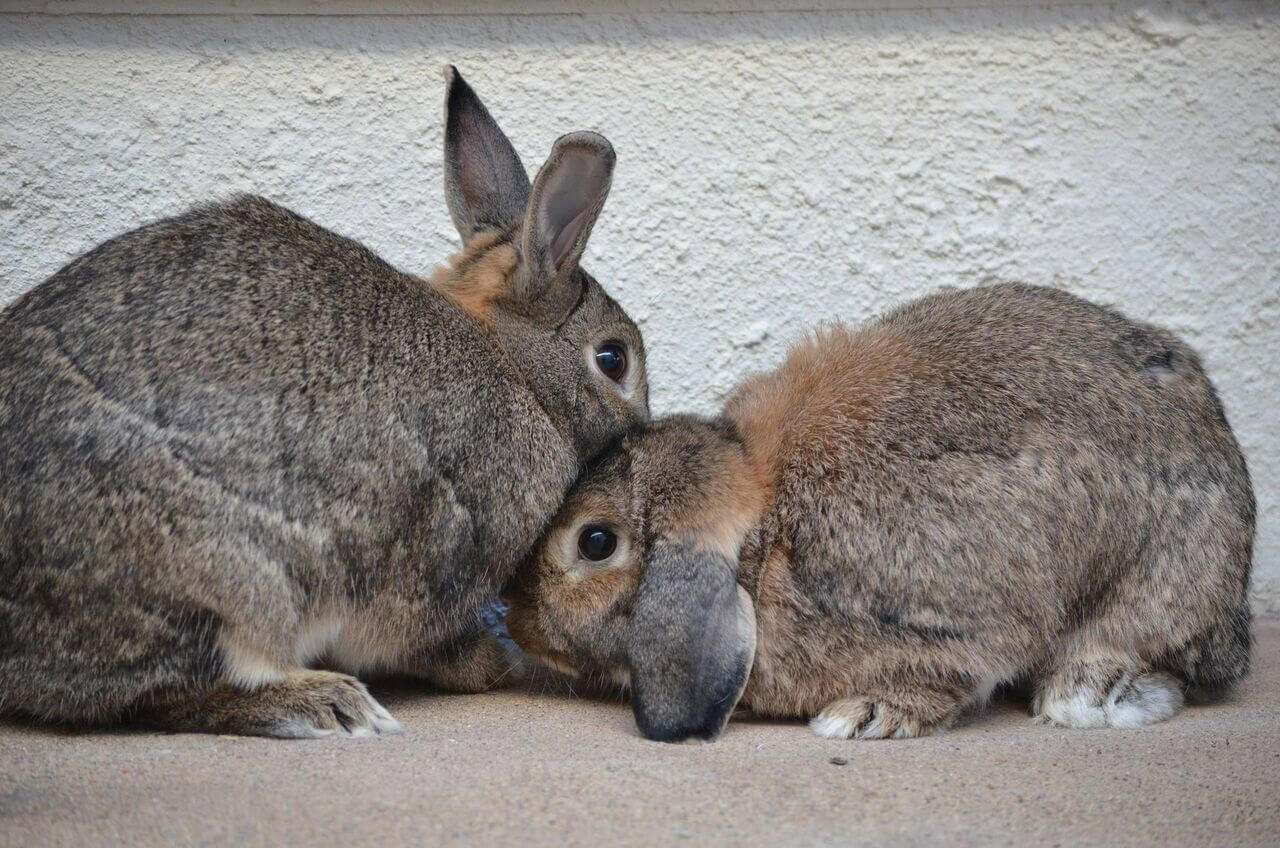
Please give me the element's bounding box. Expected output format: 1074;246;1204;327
1;2;1278;611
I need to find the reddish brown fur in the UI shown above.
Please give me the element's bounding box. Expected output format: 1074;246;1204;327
726;325;919;494
636;428;766;560
427;231;519;324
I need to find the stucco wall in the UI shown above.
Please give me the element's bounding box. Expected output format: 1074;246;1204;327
1;1;1277;611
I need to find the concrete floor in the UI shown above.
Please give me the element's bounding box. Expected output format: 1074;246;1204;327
3;621;1278;847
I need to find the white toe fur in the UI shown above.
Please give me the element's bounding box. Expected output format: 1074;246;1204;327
810;700;930;740
1105;672;1182;728
351;690;403;736
856;712;888;740
371;712;405;735
1038;671;1183;729
809;712;858;739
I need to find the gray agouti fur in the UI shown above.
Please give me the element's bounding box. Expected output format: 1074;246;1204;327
504;284;1253;742
0;68;649;737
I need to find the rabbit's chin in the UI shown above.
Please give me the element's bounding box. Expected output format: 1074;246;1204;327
532;653;631;691
536;653;581;679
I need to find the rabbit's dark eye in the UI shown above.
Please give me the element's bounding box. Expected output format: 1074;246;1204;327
577;526;617;562
594;343;627;382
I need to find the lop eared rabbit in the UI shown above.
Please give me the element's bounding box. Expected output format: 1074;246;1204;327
0;68;648;737
505;283;1253;742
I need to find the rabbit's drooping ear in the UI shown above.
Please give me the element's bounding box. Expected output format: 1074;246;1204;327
443;66;532;243
517;132;615;305
628;541;756;743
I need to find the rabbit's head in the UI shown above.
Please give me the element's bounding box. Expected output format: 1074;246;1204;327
505;416;763;741
435;68;648;461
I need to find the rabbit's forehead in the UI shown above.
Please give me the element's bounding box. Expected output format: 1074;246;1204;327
566;461;641;525
626;422;763;559
569;272;642;344
575;438;635;490
629;423;720;498
563;486;625;522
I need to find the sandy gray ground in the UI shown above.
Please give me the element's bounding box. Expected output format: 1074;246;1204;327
3;621;1278;847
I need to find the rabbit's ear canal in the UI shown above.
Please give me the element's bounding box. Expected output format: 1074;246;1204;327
628;541;756;743
443;66;532;243
518;132;616;305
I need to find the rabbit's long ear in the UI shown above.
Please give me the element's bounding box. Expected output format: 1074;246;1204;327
628;540;756;743
443;66;531;242
517;131;615;306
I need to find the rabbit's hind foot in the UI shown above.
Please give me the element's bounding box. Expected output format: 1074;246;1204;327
1033;655;1182;729
139;670;404;739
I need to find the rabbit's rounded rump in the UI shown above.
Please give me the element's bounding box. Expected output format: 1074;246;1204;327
504;283;1253;743
0;70;649;737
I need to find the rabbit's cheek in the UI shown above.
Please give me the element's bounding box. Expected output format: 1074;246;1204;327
502;600;539;652
504;600;580;677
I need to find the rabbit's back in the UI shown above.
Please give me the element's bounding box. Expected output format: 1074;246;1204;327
3;194;500;424
1;195;574;563
0;196;576;719
877;284;1245;479
733;283;1249;524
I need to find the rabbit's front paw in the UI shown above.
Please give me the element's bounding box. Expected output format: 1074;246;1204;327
255;671;405;739
809;697;936;740
145;670;405;739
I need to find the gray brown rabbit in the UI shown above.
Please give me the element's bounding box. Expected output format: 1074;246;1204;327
0;68;649;737
504;283;1253;742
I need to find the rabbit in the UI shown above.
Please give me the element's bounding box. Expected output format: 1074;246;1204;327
503;283;1254;742
0;67;649;738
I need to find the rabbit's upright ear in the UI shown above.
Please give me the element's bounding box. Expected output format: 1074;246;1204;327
517;132;615;306
443;66;532;242
628;540;756;743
